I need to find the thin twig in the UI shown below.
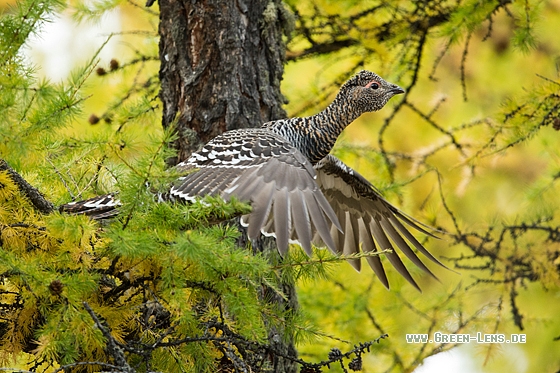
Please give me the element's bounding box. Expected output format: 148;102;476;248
46;156;74;199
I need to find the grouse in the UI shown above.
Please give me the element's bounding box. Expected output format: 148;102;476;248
61;70;445;290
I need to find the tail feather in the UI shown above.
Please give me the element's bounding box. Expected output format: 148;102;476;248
59;193;120;220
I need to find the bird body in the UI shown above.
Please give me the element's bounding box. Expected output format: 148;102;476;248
61;70;446;290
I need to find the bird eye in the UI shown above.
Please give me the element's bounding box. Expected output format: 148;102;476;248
365;81;380;90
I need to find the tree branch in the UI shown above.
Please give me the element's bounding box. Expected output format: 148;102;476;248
0;159;54;214
83;301;135;373
286;39;358;61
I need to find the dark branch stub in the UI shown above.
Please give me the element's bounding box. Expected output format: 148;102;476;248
0;159;54;214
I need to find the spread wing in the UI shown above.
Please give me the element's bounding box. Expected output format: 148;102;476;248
314;155;446;290
170;129;342;255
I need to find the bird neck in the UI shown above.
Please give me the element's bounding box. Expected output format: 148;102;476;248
312;95;362;136
276;95;363;164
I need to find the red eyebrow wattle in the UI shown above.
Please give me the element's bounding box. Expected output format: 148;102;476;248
365;81;379;88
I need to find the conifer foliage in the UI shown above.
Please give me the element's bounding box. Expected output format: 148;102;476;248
1;0;560;372
0;0;287;371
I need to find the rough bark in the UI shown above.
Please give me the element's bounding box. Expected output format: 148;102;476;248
159;0;288;164
158;0;297;371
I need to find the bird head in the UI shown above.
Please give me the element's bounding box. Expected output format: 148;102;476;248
338;70;405;113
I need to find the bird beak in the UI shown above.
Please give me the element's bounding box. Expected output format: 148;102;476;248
390;85;405;95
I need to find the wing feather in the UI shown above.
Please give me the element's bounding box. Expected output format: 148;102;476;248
304;191;338;254
388;216;447;268
343;211;361;271
172;129;341;258
246;182;275;240
273;189;290;255
315;155;444;289
290;191;313;255
380;219;437;280
371;218;421;291
358;218;389;289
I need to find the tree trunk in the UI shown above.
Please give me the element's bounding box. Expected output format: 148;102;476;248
158;0;297;371
158;0;288;164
